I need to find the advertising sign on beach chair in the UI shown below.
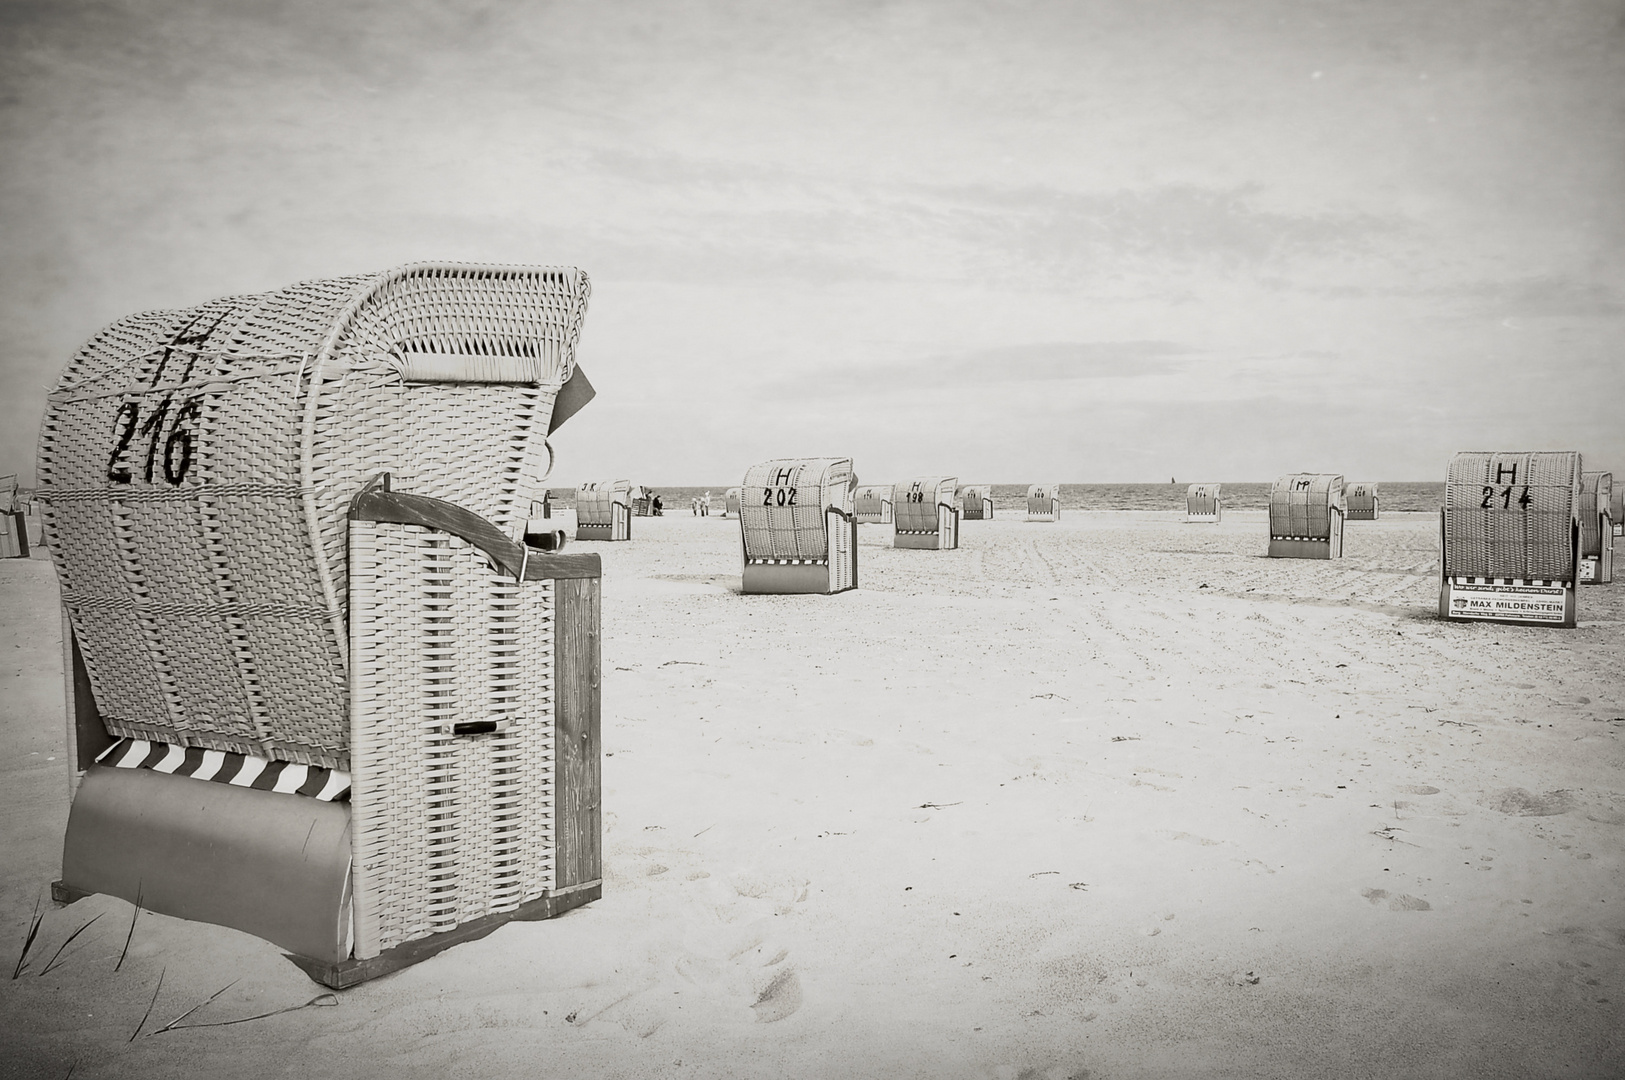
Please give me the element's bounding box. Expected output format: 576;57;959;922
1185;483;1222;523
1268;474;1346;559
37;262;603;987
1345;482;1380;520
576;479;633;541
894;477;960;549
1579;471;1613;584
1026;484;1060;521
958;484;994;520
854;485;893;524
739;458;857;594
1440;451;1581;627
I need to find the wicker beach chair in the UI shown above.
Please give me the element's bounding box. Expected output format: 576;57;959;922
1345;482;1380;521
894;477;959;550
1267;474;1345;559
1439;451;1581;626
723;487;741;518
739;458;857;594
575;479;632;540
957;485;993;521
1026;484;1060;521
1579;471;1613;584
37;262;603;986
854;484;893;524
1184;483;1222;523
1611;478;1623;538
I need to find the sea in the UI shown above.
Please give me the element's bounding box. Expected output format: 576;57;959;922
544;482;1448;513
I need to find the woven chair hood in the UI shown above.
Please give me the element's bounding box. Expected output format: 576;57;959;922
37;262;591;771
1444;452;1580;581
1186;484;1221;512
576;480;633;526
0;473;16;514
741;458;854;562
1268;474;1345;539
894;477;957;533
1580;471;1612;556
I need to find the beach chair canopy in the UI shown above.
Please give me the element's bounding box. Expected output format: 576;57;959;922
894;477;957;532
576;479;633;525
1269;474;1345;539
741;458;854;562
36;262;592;770
1443;452;1580;581
1186;484;1221;513
1580;471;1613;557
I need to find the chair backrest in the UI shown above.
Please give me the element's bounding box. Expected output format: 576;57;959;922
36;263;590;770
1443;452;1579;581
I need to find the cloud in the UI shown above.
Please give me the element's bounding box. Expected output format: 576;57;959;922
773;339;1192;399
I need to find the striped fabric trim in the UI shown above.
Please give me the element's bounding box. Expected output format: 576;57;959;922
94;738;351;801
1450;577;1568;588
894;529;940;535
1270;535;1332;542
747;558;828;566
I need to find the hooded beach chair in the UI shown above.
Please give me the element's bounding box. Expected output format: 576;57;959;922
1267;474;1346;559
738;458;857;594
37;262;603;986
894;477;959;549
1439;451;1581;627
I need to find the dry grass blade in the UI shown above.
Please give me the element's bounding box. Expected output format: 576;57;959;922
156;992;339;1032
116;884;143;973
11;894;43;979
147;978;240;1036
38;913;104;977
131;966;165;1042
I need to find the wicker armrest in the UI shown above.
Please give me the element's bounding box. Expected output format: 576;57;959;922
348;474;599;581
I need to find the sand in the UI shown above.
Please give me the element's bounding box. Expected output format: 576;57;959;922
1;510;1621;1079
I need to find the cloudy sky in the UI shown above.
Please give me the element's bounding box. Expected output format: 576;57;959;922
2;0;1621;486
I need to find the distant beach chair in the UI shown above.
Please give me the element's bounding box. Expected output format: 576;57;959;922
577;479;633;540
0;473;26;559
35;262;603;987
1267;474;1346;559
1345;482;1380;520
958;484;994;520
1026;484;1060;521
739;458;857;594
631;485;652;517
894;477;960;549
1612;478;1623;538
1579;471;1613;584
1184;483;1222;523
854;485;893;524
723;487;741;518
1440;451;1581;627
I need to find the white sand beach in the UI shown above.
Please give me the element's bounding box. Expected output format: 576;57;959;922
1;510;1621;1079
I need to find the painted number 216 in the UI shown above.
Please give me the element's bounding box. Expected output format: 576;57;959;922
1480;485;1531;510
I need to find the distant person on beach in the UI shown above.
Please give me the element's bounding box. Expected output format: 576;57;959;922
702;491;712;516
540;490;552;518
652;494;663;516
692;498;699;515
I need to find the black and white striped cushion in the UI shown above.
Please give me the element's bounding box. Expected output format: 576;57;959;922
95;738;351;801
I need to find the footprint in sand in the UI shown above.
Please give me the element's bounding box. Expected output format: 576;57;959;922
1361;887;1431;911
1398;784;1441;796
1486;788;1573;817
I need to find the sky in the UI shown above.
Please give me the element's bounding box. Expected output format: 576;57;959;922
2;0;1622;487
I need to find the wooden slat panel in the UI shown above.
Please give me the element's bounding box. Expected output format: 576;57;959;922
553;576;601;890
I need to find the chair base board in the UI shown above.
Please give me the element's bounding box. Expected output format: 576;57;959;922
288;883;602;989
